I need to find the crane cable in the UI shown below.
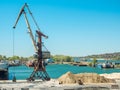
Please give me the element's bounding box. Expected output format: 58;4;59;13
42;44;49;52
26;4;50;52
13;29;15;57
12;29;16;82
26;4;41;32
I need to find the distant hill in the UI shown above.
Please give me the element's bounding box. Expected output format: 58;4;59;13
85;52;120;60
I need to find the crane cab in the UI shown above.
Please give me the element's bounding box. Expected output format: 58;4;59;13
33;51;50;59
42;51;50;59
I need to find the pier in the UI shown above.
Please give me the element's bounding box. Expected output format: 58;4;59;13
71;61;89;66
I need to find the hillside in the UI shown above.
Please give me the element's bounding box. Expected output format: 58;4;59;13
85;52;120;60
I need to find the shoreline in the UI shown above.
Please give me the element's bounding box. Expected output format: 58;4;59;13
0;81;119;90
0;73;120;90
100;73;120;80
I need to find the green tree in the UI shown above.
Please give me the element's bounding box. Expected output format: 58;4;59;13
52;55;72;62
8;56;20;60
0;55;3;60
13;56;20;60
65;56;72;62
92;58;97;67
2;56;7;60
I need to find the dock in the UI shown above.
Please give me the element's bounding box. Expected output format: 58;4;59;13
71;61;89;66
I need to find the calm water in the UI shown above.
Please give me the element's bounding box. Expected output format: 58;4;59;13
8;64;120;80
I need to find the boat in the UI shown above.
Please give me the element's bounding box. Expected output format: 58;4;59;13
26;59;48;67
0;60;9;70
97;61;114;69
102;63;114;68
0;60;9;80
9;60;21;66
26;60;34;67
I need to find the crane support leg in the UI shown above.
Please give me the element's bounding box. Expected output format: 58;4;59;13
27;70;50;81
27;51;50;81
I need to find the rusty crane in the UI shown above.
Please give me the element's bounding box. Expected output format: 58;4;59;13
13;3;50;81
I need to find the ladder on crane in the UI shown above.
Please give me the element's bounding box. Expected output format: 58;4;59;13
13;3;50;81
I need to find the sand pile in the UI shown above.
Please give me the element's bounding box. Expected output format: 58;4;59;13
58;72;115;84
58;72;83;85
75;73;115;83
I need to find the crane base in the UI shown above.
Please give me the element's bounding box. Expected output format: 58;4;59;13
27;70;50;81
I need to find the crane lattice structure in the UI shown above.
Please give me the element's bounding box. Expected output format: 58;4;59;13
13;3;50;81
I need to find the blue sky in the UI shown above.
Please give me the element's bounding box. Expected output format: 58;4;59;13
0;0;120;57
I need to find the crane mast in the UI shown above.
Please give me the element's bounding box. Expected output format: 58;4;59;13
13;3;50;81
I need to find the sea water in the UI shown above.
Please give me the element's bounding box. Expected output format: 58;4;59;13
8;64;120;80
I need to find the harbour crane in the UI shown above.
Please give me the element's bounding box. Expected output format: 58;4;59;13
13;3;50;81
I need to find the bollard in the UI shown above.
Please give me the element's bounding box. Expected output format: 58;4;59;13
12;75;16;82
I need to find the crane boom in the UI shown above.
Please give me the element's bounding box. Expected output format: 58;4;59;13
13;4;38;53
13;4;26;29
23;10;38;52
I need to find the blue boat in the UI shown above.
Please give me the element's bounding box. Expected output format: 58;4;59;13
97;61;114;69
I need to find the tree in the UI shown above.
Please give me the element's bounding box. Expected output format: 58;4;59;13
92;58;97;67
0;55;2;60
2;56;7;60
8;56;20;60
12;56;20;60
52;55;72;62
65;56;72;62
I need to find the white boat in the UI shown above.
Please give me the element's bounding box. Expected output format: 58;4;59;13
9;60;21;66
0;60;9;70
